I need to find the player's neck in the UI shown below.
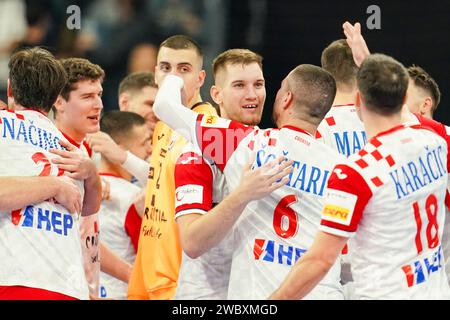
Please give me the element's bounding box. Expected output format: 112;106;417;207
400;104;416;123
278;118;317;137
188;91;203;109
57;122;85;144
362;109;403;140
333;88;357;106
99;159;132;182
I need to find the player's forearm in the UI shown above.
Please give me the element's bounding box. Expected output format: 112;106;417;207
182;189;250;258
153;75;197;141
0;177;60;211
81;173;102;216
100;242;132;283
122;151;150;186
269;253;331;300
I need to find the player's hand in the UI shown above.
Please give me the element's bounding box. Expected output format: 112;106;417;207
101;177;111;201
53;175;82;215
342;21;370;67
50;139;97;180
86;131;127;165
236;154;293;202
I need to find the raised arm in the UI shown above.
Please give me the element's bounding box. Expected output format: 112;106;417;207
152;75;198;142
342;21;371;67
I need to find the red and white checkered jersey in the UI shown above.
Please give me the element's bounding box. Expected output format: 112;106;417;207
316;104;366;157
98;174;141;299
0;109;89;299
320;124;450;299
173;144;232;299
193;115;345;300
61;131;101;297
404;113;450;210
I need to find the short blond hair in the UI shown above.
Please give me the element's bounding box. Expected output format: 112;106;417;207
212;49;263;81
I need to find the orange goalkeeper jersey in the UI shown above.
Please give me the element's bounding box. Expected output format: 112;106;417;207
127;102;217;300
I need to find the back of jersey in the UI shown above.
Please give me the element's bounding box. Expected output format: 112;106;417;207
316;104;366;157
225;126;345;300
321;125;449;299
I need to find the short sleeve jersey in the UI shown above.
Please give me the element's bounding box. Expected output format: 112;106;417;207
0;109;88;299
319;124;450;299
192;115;346;300
173;144;231;299
316;104;367;157
98;174;141;300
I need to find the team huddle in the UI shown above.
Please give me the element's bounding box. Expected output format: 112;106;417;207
0;21;449;300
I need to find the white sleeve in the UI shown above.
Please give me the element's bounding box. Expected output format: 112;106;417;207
153;75;198;142
122;151;150;187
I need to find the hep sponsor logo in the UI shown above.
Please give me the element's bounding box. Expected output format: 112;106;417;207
11;205;74;236
401;246;444;287
253;238;307;266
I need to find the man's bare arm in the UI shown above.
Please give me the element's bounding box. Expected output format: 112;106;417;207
269;231;347;299
179;157;293;258
0;176;82;214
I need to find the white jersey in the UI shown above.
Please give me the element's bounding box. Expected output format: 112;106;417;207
62;132;101;297
193;115;345;300
316;104;366;157
320;124;450;299
0;109;89;299
98;174;141;299
174;144;232;299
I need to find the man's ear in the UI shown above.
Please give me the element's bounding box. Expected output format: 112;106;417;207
54;95;65;114
282;91;293;110
197;69;206;89
210;85;223;105
119;93;130;111
420;97;433;116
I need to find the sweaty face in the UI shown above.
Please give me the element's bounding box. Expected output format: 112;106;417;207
215;62;265;126
123;124;152;160
58;79;103;141
155;47;204;106
127;86;159;132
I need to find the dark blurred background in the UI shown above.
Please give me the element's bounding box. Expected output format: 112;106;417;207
1;0;448;126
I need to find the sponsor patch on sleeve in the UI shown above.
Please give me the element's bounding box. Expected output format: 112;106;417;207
200;115;230;128
322;189;357;226
175;184;204;207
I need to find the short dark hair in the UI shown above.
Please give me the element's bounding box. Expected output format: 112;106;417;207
159;35;203;65
100;111;145;145
60;58;105;101
118;72;157;96
212;49;263;81
288;64;336;124
321;39;358;89
357;54;408;115
408;65;441;113
9;47;67;112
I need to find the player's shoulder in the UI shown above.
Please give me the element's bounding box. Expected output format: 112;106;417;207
413;113;447;138
192;102;218;116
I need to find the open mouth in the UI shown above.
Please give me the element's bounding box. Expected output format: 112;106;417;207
242;104;258;109
87;115;99;121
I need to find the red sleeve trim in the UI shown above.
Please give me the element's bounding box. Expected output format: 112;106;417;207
175;151;214;214
320;164;372;234
124;204;142;253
